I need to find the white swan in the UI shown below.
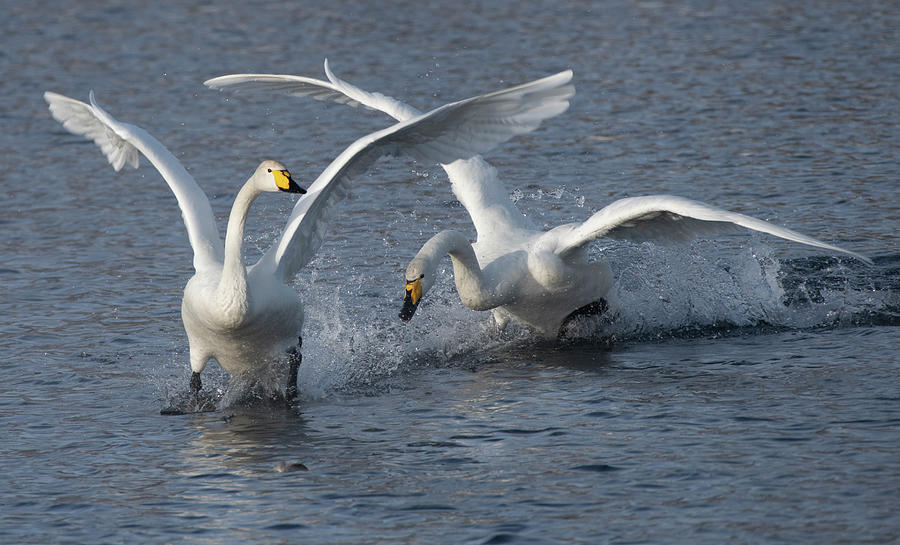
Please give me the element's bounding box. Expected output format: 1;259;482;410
44;65;574;405
203;66;873;337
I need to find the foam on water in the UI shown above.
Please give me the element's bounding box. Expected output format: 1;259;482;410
267;241;892;405
296;272;502;398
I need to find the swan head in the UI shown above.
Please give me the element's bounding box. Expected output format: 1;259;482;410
254;160;306;194
399;274;424;322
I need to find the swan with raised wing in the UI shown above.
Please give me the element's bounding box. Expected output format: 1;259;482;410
204;64;871;338
45;65;574;408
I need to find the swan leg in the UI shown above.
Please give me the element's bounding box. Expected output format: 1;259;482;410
160;370;208;415
491;309;511;333
285;336;302;405
190;371;202;401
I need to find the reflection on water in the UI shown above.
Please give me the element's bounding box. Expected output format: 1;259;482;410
182;410;311;476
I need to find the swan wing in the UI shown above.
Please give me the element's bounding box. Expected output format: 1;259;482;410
255;69;576;281
209;61;532;234
323;63;532;232
205;59;423;122
45;91;225;272
555;195;871;263
204;73;369;109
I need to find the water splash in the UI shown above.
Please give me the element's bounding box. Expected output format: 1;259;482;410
601;241;787;338
155;243;895;407
296;274;501;399
569;241;895;341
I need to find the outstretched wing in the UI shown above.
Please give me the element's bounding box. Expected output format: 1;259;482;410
45;91;224;272
248;69;575;281
553;195;871;263
322;60;422;121
208;61;532;235
204;59;423;122
203;72;370;109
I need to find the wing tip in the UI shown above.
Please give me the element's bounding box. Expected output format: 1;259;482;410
323;57;339;86
204;74;266;90
203;74;237;90
842;249;874;266
535;68;575;90
43;90;63;104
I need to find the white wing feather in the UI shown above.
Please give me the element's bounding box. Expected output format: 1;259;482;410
207;62;532;234
44;91;224;272
205;59;422;121
322;59;423;121
554;195;872;263
204;73;370;109
250;69;575;281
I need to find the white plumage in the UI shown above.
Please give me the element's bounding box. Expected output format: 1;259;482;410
44;63;575;404
205;65;871;337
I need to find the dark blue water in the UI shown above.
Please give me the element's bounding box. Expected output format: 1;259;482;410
2;1;898;544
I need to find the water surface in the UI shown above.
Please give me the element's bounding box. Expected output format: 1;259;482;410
2;1;898;544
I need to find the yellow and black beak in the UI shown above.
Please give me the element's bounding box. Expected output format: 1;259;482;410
399;275;424;322
273;169;307;194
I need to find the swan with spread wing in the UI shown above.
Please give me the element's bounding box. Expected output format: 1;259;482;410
45;65;574;407
205;63;871;338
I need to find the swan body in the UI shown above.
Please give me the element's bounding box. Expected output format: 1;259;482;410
401;228;614;333
401;192;871;335
203;66;873;337
45;62;575;400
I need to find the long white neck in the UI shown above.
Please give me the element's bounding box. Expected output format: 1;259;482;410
219;180;262;299
409;230;498;311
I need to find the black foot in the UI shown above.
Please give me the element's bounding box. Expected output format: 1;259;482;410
285;338;302;406
160;372;217;415
190;371;202;401
558;299;610;338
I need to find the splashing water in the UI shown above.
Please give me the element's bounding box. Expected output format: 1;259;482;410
296;272;501;399
601;241;786;337
154;235;891;411
290;240;889;399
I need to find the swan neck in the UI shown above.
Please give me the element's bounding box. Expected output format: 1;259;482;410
445;238;480;274
416;231;477;272
221;179;261;291
409;231;484;297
